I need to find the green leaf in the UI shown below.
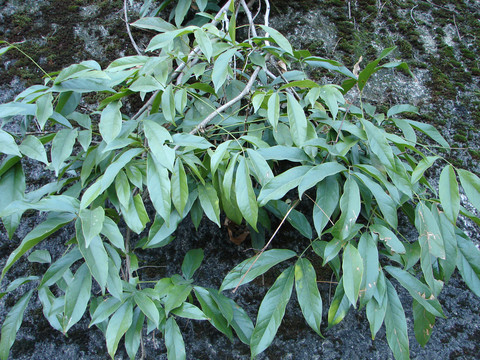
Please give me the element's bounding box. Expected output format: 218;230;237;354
171;158;189;215
171;302;208;320
405;119;450;149
194;28;213;61
298;162;346;198
358;233;379;303
235;156;258;230
0;163;25;239
27;250;51;264
259;25;294;55
19;135;48;164
265;200;312;239
413;299;436;347
147;154;171;224
106;300;133;358
313;176;339;236
220;249;296;291
385;266;445;318
101;217;125;251
360;118;395;169
385;279;410;360
194;286;233;339
294;258;323;336
36;92;54;129
172;133;213;150
1;212;75;280
439;165;460;224
131;17;176;32
387;104;419;117
457;169;480;214
342;243;364;308
39;247;82;288
287;93;308;147
415;202;445;259
125;307;145;360
100;101;122;144
165;317;186;360
330;177;361;241
267;92;280;130
212;48;236;93
246;148;273;186
162;84;176;124
327;279;350;327
370;223;405;254
115;170;130;210
210;140;232;175
181;249;204;280
50;128;78;176
410;156;440;184
63;263;92;333
357;47;396;91
227;298;254;345
257;166;312;206
175;0;191;26
79;207;105;248
366;282;387;339
164;284;192;316
456;233;480;297
76;220;109;292
198;182;221;227
250;266;294;357
433;209;457;283
0;289;34;360
319;84;344;120
134;291;159;327
89;297;122;327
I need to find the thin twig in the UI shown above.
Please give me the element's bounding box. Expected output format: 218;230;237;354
132;0;234;121
264;0;271;46
124;0;143;55
410;5;418;26
232;200;299;293
453;14;462;40
240;0;258;38
188;65;262;137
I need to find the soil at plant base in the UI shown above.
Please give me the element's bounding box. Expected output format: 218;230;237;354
1;0;480;359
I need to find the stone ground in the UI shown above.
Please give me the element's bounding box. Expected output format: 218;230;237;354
1;0;480;359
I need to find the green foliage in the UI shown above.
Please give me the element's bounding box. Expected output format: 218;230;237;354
1;2;480;359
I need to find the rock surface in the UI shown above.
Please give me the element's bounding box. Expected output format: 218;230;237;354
1;1;480;359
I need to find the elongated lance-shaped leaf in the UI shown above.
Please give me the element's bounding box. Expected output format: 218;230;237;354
147;154;171;224
319;84;344;120
366;295;387;340
1;212;75;280
385;279;410;360
35;92;53;129
385;266;445;318
298;162;346;199
134;290;159;328
125;307;145;360
287;93;308;147
0;129;21;157
250;266;294;357
313;176;339;236
456;232;480;297
327;278;350;327
165;317;186;360
267;92;280;130
358;233;379;303
79;206;105;248
0;163;25;239
259;25;294;55
162;84;176;124
51;128;78;176
342;243;364;308
181;248;204;280
415;202;445;260
194;28;212;62
330;176;361;241
89;297;122;327
198;182;221;226
63;263;92;333
413;299;436;347
370;223;405;255
457;169;480;214
294;258;323;336
76;217;109;287
171;158;188;216
439;165;460;224
194;286;233;339
226;298;254;345
432;208;457;283
99;101;122;143
19;135;48;164
106;299;133;359
235;156;258;230
212;48;236;93
411;156;439;184
39;247;82;288
257;165;312;206
360;118;395;170
0;289;34;360
220;249;296;291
